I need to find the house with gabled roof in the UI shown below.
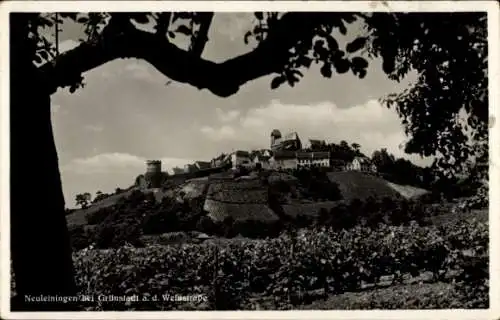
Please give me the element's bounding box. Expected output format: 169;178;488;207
229;150;252;169
252;154;271;169
347;156;377;173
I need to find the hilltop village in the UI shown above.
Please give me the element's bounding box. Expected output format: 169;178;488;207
141;129;378;189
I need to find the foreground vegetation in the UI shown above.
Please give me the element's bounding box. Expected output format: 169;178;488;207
14;216;485;310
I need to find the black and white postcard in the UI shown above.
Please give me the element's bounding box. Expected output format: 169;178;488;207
1;1;498;319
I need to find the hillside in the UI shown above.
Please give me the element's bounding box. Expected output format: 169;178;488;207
66;169;431;228
326;171;428;201
66;187;138;226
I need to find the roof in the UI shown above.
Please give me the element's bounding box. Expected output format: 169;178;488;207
234;150;250;157
172;167;184;174
296;152;312;160
296;152;330;159
311;152;330;159
282;132;300;141
184;163;198;171
353;156;372;164
195;161;212;170
254;155;270;162
273;151;297;159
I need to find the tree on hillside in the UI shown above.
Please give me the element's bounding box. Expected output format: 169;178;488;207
371;148;395;169
351;143;361;154
10;11;487;310
75;192;91;209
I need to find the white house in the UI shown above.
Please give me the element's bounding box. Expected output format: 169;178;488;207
311;152;330;167
347;156;377;173
253;155;271;169
230;150;252;169
296;152;331;168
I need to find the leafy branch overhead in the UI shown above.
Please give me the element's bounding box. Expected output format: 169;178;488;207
30;11;487;173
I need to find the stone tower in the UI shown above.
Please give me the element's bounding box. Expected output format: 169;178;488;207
145;160;162;188
270;129;282;150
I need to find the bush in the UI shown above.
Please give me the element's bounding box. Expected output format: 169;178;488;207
85;207;112;225
93;222;143;249
68;225;93;250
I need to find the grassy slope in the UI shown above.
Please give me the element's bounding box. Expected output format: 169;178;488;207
327;171;402;201
298;282;459;310
66;171;432;227
66;187;138;226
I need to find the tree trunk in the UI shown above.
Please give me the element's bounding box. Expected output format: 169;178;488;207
10;14;77;311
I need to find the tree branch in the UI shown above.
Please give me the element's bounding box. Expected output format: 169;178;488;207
189;12;214;57
39;12;331;97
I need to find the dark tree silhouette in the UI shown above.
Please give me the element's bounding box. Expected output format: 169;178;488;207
10;11;487;310
75;192;92;209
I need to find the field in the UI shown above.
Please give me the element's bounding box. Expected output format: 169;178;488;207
13;212;485;311
54;170;489;311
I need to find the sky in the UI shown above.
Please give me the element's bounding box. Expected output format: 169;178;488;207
46;13;433;207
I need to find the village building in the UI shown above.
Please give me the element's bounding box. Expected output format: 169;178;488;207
252;154;271;169
296;151;331;168
270;150;298;170
183;163;198;173
347;156;377;173
270;129;302;151
172;167;184;175
210;154;227;168
330;159;348;171
229;150;252;169
194;161;212;170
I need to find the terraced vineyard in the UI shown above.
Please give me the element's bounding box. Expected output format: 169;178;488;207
26;216;487;311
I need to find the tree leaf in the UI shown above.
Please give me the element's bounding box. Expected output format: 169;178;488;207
333;58;350;74
313;39;325;52
320;63;332;78
270;75;286;89
299;56;312;68
382;58;395;74
175;25;192;36
346;37;368;53
76;16;89;24
39;50;50;61
130;13;150;24
244;31;252;45
38;16;54;27
326;36;339;51
337;21;347;35
351;56;368;70
255;12;264;20
168;31;176;39
172;12;192;22
358;69;367;79
59;13;78;20
33;54;42;64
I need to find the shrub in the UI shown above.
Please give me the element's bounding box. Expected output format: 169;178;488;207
68;225;93;251
93;222;143;249
85;207;112;225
